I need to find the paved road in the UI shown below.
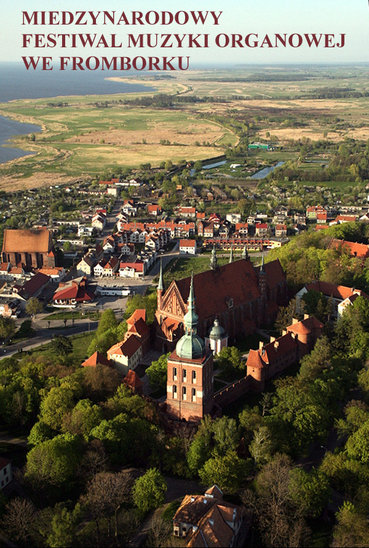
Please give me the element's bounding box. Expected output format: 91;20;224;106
1;321;99;357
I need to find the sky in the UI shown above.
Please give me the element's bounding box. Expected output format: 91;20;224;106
0;0;368;66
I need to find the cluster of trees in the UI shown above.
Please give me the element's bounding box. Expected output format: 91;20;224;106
1;468;167;547
268;222;369;291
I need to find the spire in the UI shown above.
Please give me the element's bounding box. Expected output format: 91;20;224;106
210;245;218;270
184;272;198;332
242;245;248;260
229;246;233;264
176;272;205;360
261;255;265;273
158;258;164;291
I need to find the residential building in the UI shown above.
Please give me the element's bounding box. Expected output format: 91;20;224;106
179;239;197;255
173;485;246;547
0;458;12;490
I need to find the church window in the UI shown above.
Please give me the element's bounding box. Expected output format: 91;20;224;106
182;386;187;400
173;367;177;381
192;370;196;383
173;385;177;398
183;369;187;381
192;388;196;402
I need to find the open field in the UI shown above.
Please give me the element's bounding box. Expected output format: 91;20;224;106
0;66;369;188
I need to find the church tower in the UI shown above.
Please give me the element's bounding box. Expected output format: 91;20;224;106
210;245;218;270
166;273;214;422
157;258;164;310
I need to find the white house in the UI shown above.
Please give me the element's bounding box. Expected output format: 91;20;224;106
179;239;197;255
0;458;12;490
107;336;143;375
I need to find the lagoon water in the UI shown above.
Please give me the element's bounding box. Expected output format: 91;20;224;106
0;63;154;164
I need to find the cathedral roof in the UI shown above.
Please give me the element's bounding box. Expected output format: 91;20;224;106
2;228;51;253
174;259;260;318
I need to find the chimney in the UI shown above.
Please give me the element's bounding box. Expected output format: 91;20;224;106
303;314;310;320
292;317;299;325
259;341;264;350
274;341;279;350
269;336;276;343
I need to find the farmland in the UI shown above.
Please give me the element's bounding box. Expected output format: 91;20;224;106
0;65;369;189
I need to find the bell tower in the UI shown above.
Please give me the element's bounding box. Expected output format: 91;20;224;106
166;273;214;422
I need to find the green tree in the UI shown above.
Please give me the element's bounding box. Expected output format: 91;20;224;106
132;468;167;513
47;504;82;548
39;385;76;430
96;309;118;337
26;297;43;317
28;420;54;446
146;353;169;391
199;451;250;494
25;433;82;489
345;421;369;463
62;399;103;439
51;335;73;359
332;501;369;547
212;416;240;456
288;468;330;518
0;317;16;341
250;426;275;465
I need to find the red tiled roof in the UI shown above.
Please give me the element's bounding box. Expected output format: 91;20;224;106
255;223;268;229
124;369;143;390
108;335;142;358
127;309;146;325
82;351;111;367
287;316;323;336
330;239;369;258
127;317;150;339
180;239;196;247
305;281;369;301
247;349;266;369
174;260;259;319
2;228;51;253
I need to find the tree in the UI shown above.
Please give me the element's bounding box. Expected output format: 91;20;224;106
51;335;73;359
39;385;76;430
199;451;250;494
1;497;36;544
146;354;169;391
345;421;369;463
332;501;369;547
248;454;310;548
132;468;167;514
26;297;43;317
25;433;82;489
249;426;275;465
81;471;132;541
0;317;16;341
288;468;330;518
215;347;243;372
28;420;54;446
61;399;103;439
96;309;118;337
82;364;121;401
46;504;82;548
212;416;240;456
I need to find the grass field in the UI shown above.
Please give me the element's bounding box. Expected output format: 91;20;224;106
1;66;369;189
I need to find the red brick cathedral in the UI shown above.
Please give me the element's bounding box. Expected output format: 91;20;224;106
156;249;287;352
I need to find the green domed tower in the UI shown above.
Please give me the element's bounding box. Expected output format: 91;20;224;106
175;273;205;360
166;272;214;422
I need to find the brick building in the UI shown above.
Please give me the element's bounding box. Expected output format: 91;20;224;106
166;274;214;422
155;251;287;353
2;228;55;269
